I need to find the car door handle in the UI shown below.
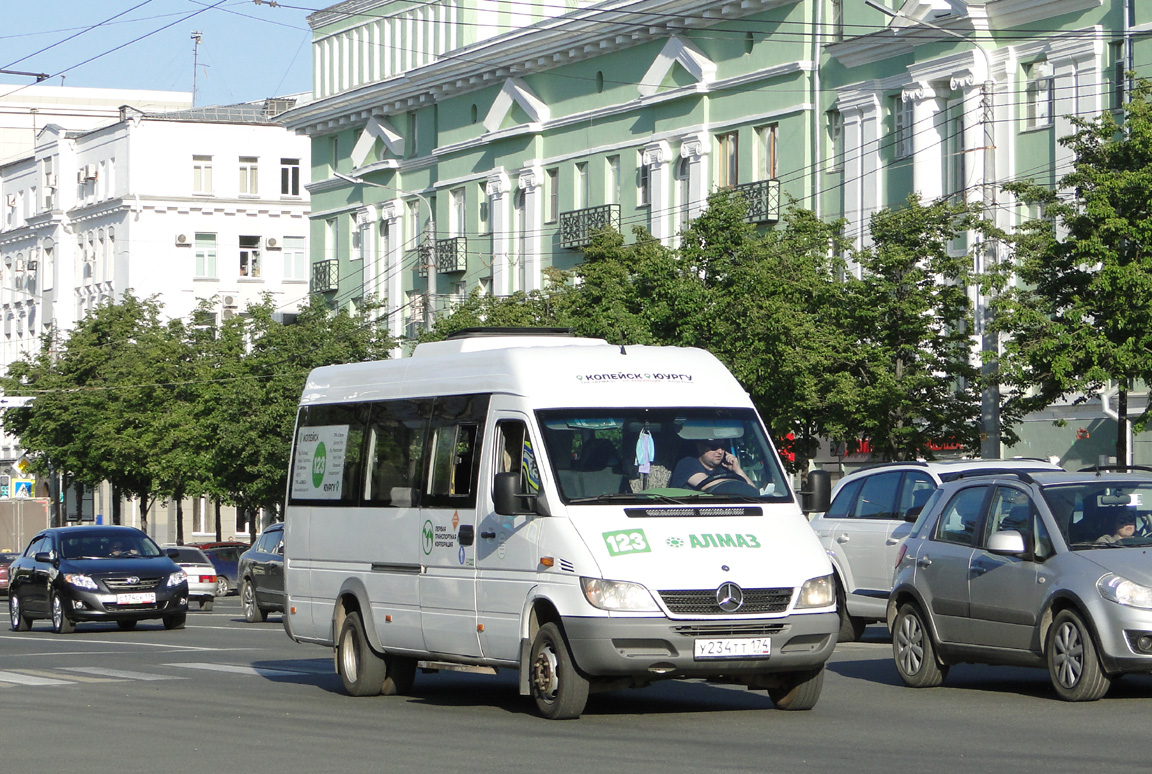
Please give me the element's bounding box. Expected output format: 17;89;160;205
480;531;497;540
836;535;850;543
885;538;901;545
916;557;932;568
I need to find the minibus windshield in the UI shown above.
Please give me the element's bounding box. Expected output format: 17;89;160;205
536;408;792;504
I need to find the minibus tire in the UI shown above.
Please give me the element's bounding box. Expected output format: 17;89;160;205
382;655;417;696
529;623;589;720
767;666;824;710
338;612;387;696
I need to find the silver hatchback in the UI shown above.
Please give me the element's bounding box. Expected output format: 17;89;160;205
889;469;1152;701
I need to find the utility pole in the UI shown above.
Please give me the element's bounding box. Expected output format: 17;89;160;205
191;31;203;107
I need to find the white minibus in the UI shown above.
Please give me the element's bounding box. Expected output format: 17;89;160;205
284;329;837;718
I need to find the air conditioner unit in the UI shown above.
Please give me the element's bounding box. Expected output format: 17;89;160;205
84;164;98;181
14;257;25;272
26;260;37;272
223;295;236;307
264;236;280;250
175;233;190;247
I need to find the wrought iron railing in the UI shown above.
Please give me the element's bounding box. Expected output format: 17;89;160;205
732;178;781;224
558;204;620;249
311;258;339;293
436;237;467;273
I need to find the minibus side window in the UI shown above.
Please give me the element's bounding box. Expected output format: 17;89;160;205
496;420;540;495
422;395;488;508
363;399;429;508
290;403;368;504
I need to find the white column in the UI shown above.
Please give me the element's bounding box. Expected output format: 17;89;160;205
518;167;543;292
906;82;943;202
380;201;403;342
356;205;378;301
838;92;881;254
487;169;511;296
680;133;709;221
643;141;672;246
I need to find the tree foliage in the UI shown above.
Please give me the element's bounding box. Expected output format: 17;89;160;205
996;79;1152;464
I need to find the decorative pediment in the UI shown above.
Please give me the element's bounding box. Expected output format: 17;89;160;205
483;78;550;134
886;0;970;28
638;37;717;98
351;116;404;168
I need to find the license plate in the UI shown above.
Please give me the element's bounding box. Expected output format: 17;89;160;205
694;637;772;659
116;593;156;605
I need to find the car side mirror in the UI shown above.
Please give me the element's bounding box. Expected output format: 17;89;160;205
34;551;52;564
988;529;1026;555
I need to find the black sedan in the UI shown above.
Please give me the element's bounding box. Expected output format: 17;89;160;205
238;522;284;623
8;525;189;633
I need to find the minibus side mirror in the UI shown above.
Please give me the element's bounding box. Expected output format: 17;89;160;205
801;469;832;514
494;472;545;516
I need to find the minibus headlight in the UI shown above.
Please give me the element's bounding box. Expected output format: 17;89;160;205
1099;574;1152;609
795;575;835;609
581;578;660;612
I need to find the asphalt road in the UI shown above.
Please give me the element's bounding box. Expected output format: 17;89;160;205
1;598;1150;774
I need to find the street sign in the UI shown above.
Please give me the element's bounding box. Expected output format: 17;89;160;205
0;397;35;408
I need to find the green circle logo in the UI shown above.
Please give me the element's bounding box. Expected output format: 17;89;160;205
422;520;435;555
666;537;685;548
312;442;327;489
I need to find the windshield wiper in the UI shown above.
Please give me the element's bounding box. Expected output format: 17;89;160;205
568;492;691;505
1069;541;1125;549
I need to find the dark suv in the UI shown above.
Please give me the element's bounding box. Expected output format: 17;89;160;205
238;523;284;622
8;525;189;633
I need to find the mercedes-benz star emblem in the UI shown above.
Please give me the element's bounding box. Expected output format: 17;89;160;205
715;582;744;613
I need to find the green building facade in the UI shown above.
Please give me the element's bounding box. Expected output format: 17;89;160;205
280;0;1152;467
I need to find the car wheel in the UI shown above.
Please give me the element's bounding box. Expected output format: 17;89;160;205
163;613;187;630
9;590;31;632
51;592;75;634
117;619;138;631
337;611;387;696
836;583;867;643
529;622;590;720
215;576;230;597
241;579;268;623
892;603;947;688
1048;609;1112;701
767;666;825;710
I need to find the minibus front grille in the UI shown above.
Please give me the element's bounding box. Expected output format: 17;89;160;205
659;588;792;615
673;624;786;637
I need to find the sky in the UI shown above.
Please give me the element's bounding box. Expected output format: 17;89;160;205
1;1;319;109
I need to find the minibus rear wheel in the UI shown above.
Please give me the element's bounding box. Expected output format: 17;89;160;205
337;611;387;696
529;623;589;720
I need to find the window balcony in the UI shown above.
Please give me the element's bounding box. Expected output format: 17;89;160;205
558;204;620;249
732;178;780;224
311;258;338;293
436;237;467;273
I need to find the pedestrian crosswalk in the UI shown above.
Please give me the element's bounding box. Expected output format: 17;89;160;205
0;660;331;689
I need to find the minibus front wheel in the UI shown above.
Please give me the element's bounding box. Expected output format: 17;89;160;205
529;623;590;720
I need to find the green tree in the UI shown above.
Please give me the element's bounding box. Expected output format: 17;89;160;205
995;80;1152;466
840;195;982;461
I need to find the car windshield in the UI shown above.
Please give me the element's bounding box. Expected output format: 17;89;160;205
1043;481;1152;549
59;532;165;559
536;407;792;504
171;547;210;564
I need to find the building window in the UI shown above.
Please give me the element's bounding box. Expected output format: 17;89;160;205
283;236;306;281
1025;63;1053;128
546;168;559;223
606;155;620;205
717;132;738;188
755;124;778;180
407;200;421;243
478;182;490;234
329;136;340;172
326;217;340;262
893;97;913;160
281;158;300;196
1111;41;1127;110
827;110;843;171
194;233;217;278
193;155;213;194
574;162;588;210
406;112;418;158
239;236;261;277
943;100;966;203
239;157;258;195
450;187;466;238
675;155;691;232
637;151;650;207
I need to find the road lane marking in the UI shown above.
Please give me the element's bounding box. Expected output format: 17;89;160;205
0;670;74;686
61;667;185;681
170;662;320;678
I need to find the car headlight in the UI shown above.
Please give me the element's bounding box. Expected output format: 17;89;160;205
581;577;660;612
795;575;835;609
64;573;98;590
167;570;188;588
1099;574;1152;609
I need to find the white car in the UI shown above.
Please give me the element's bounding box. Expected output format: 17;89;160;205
165;545;218;611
